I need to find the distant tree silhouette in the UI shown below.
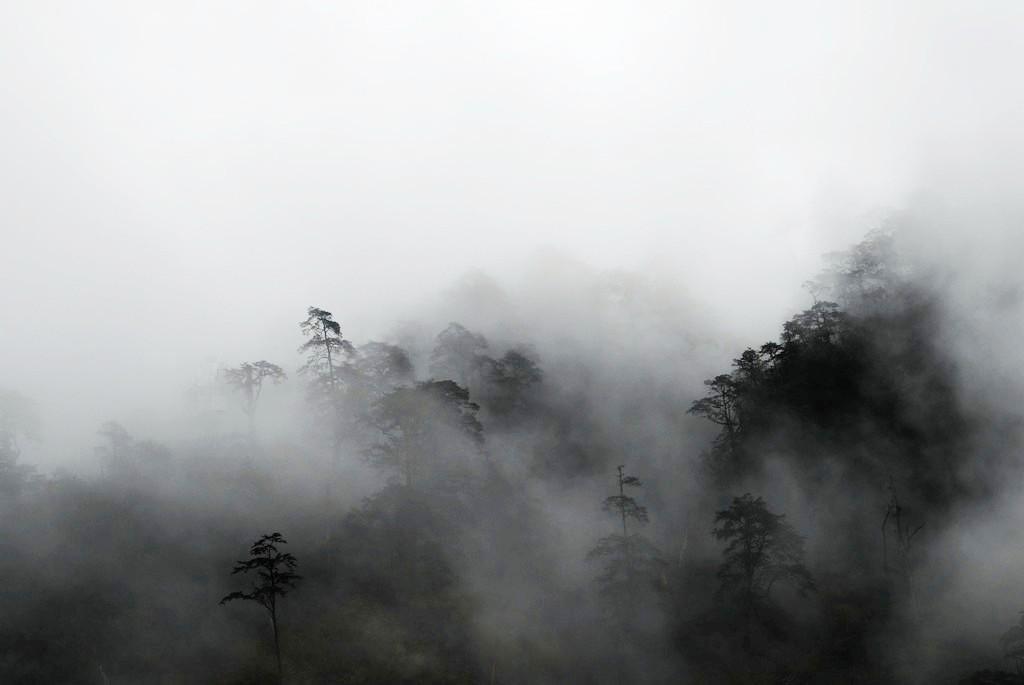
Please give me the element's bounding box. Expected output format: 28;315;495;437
0;388;40;494
882;479;924;616
1001;612;1024;679
713;494;814;649
353;342;414;397
95;421;135;479
298;306;355;460
688;374;742;480
224;361;286;435
689;374;740;431
427;323;544;421
587;465;666;625
429;322;489;387
299;306;356;384
0;388;39;455
482;347;543;418
367;380;484;489
220;533;301;683
807;229;901;308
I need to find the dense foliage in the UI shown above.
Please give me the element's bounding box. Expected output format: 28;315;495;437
0;231;1017;683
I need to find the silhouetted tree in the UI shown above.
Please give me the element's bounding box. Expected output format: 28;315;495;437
482;347;543;418
713;494;814;649
808;229;901;309
689;375;740;432
0;388;39;456
298;307;355;459
220;533;301;683
96;421;135;480
367;380;484;489
352;341;415;401
0;388;40;494
587;465;666;625
1001;612;1024;679
358;341;413;383
299;306;354;388
429;322;489;387
317;484;483;683
224;361;286;435
689;374;742;480
882;479;924;615
781;300;846;347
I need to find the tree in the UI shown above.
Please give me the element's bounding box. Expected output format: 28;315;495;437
688;374;742;480
220;533;301;683
0;389;40;494
688;298;870;486
299;306;354;390
482;348;543;418
93;422;174;485
1001;612;1024;679
713;494;814;648
429;322;489;387
0;388;39;457
587;465;665;625
808;229;902;309
224;361;287;435
882;479;924;614
320;484;480;682
781;301;846;347
298;307;355;458
95;421;135;479
689;375;739;430
352;341;415;401
367;380;484;489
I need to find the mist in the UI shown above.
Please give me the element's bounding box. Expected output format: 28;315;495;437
2;2;1024;683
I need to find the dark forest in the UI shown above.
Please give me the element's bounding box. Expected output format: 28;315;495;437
3;232;1023;684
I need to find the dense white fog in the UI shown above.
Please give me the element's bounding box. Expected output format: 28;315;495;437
3;1;1021;469
1;4;1024;684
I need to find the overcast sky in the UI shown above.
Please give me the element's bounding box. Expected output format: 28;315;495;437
2;1;1022;466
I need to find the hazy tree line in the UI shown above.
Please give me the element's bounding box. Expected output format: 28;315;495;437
0;230;1019;683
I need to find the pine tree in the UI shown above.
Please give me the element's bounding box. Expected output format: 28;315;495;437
298;307;355;460
220;533;301;683
587;465;666;625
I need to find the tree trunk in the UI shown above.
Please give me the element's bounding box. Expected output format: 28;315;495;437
271;605;283;684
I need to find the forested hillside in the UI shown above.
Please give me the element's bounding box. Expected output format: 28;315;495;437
1;232;1020;684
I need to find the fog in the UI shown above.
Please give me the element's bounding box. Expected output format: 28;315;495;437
2;2;1024;684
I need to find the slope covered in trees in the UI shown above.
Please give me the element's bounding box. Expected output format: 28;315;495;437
0;231;1018;684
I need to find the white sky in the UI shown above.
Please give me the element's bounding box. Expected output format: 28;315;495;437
1;1;1022;466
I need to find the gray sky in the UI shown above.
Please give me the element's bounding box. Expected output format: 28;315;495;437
2;1;1022;466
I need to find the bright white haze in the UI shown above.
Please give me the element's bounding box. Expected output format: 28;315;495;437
1;1;1022;468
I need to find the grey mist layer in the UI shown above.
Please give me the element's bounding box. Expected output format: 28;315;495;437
2;3;1024;684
